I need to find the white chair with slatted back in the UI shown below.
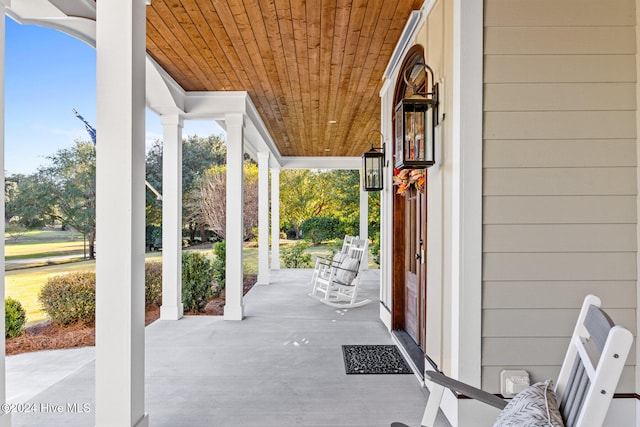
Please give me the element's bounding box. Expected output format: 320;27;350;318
340;235;357;253
309;235;358;297
555;294;632;427
310;238;371;308
391;294;633;427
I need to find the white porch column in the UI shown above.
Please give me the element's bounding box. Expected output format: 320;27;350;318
359;170;369;269
95;0;148;426
442;1;484;425
160;113;184;320
224;113;245;320
257;151;270;284
0;6;9;426
270;167;281;269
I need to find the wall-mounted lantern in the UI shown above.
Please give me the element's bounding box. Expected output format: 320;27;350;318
394;62;439;169
362;130;385;192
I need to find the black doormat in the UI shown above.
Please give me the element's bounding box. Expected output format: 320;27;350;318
342;345;413;374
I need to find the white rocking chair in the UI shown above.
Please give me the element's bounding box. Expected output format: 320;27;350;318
339;234;358;253
393;294;633;427
309;235;358;296
309;238;371;308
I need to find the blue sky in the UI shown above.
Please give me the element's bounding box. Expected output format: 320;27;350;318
5;17;222;175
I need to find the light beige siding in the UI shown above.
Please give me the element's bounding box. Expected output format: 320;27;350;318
484;195;637;224
485;55;637;83
483;224;637;253
484;168;637;196
485;0;636;27
484;281;637;309
484;139;637;168
482;0;637;394
485;27;636;55
485;111;637;140
485;83;637;111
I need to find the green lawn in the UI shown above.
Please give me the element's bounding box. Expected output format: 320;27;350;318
5;229;87;262
5;241;87;260
6;229;83;242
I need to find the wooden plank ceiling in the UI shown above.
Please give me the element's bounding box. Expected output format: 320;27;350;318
146;0;424;158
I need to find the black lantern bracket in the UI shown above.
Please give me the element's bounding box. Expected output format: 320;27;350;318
361;129;386;192
403;61;439;127
365;129;385;154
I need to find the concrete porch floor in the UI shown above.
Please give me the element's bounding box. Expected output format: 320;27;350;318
7;268;448;426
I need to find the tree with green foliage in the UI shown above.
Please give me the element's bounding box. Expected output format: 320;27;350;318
279;170;338;239
29;141;97;258
300;216;342;243
4;176;19;223
145;134;227;241
278;169;381;244
323;170;361;236
145;134;227;199
367;191;381;240
145;139;164;226
5;173;49;229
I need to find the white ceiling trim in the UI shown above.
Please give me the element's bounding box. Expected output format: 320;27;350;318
280;156;361;170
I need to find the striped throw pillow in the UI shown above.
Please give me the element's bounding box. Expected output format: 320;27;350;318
493;380;565;427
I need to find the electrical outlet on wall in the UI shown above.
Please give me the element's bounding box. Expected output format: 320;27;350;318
500;369;530;398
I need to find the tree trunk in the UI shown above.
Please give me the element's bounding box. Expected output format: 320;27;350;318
199;223;207;243
189;223;196;242
89;228;96;259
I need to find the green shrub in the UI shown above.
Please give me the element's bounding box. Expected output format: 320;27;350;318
145;261;163;307
39;272;96;326
211;241;226;296
282;241;312;268
340;215;359;239
370;232;380;266
300;216;342;244
182;252;214;313
5;298;26;338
